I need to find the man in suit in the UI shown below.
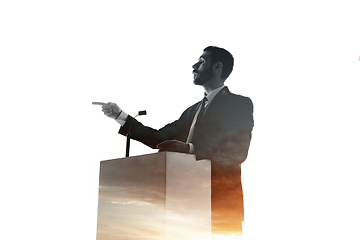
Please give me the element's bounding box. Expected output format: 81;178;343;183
100;46;254;236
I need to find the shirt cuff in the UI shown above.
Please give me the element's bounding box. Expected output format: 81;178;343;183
115;111;128;126
188;143;194;154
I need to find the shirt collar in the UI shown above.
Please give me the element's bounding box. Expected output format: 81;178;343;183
204;85;226;104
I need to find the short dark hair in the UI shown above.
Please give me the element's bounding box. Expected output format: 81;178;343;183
203;46;234;80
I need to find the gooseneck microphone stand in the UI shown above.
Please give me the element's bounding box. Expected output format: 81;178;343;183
126;110;147;157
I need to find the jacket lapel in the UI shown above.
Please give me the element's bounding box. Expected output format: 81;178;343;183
202;87;231;119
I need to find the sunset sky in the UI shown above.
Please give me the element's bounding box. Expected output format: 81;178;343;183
1;1;360;240
96;152;211;240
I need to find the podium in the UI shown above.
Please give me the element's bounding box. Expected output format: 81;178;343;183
96;152;211;240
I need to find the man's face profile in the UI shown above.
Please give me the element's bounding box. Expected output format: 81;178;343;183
192;50;213;86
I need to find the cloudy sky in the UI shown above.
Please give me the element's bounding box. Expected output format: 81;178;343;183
97;152;211;240
1;1;360;240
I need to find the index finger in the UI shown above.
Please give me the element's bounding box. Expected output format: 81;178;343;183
92;102;105;106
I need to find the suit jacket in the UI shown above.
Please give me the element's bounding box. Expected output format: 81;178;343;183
118;87;254;231
118;87;254;164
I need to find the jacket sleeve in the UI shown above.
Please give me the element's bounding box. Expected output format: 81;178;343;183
118;107;194;149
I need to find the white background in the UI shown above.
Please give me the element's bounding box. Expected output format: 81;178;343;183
1;1;359;239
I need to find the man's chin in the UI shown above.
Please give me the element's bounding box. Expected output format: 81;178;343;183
193;77;208;86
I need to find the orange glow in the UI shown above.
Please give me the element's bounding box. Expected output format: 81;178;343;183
96;152;245;239
211;162;243;236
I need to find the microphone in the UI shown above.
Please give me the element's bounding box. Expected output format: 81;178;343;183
126;110;147;157
138;110;147;116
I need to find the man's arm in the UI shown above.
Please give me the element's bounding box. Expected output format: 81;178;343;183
118;108;193;151
116;101;204;153
96;102;194;153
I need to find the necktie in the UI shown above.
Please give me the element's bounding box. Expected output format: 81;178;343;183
198;97;209;120
186;97;208;144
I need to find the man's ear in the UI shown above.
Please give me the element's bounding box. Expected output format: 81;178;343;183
213;62;223;75
213;62;223;71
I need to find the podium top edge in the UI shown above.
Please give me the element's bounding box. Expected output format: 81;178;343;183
99;152;202;163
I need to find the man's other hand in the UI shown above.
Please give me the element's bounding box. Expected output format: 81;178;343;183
102;102;122;119
157;140;190;154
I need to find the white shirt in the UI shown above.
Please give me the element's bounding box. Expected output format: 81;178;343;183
115;110;128;126
204;85;225;106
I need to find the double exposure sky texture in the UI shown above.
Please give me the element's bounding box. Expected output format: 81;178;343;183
1;1;360;240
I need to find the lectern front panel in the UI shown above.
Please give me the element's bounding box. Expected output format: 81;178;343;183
96;152;211;240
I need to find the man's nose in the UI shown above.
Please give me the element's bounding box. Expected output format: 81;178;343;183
192;62;200;70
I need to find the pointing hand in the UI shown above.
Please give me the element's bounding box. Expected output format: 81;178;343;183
92;102;122;119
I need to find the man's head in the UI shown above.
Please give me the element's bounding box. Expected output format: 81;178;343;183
192;46;234;86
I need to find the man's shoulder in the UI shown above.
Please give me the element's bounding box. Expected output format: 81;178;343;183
231;94;253;107
220;87;253;105
178;100;202;120
229;92;252;100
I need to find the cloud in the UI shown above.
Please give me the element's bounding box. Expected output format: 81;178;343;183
96;152;212;239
